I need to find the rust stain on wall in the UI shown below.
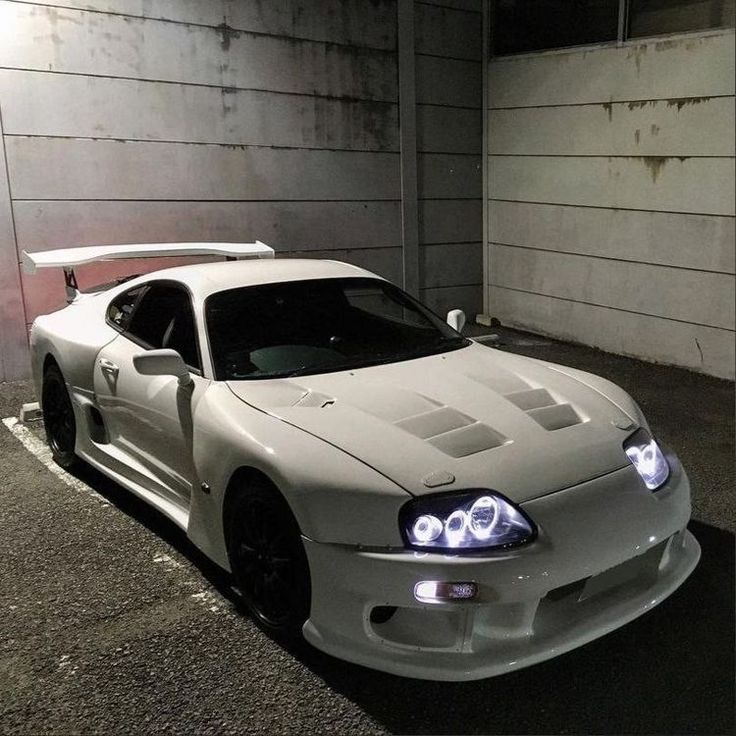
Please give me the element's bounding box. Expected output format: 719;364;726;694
654;38;686;52
637;156;690;183
642;156;668;182
216;22;241;52
626;44;648;75
667;96;710;110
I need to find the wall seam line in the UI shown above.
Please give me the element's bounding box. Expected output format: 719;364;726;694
3;0;396;54
489;241;735;275
489;284;735;331
0;66;399;105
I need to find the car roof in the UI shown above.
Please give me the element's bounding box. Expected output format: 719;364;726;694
128;258;382;299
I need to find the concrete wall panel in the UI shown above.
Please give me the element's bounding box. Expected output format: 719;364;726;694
418;153;482;199
12;0;399;48
415;3;481;61
418;0;481;12
0;0;409;379
489;97;736;157
0;3;397;101
489;201;735;274
490;244;735;330
13;200;401;252
0;109;28;380
0;70;399;151
487;30;735;379
419;198;482;243
6;137;400;201
489;31;735;108
421;241;482;287
421;283;482;317
416;55;481;107
417;104;481;153
489;154;735;216
414;0;483;316
491;286;735;380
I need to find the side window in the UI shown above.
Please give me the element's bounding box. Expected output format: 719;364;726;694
126;284;201;371
107;286;146;331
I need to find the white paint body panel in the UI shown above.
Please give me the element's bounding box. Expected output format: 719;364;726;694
22;241;274;273
28;257;699;680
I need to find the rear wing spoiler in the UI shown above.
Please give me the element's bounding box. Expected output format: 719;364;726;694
22;241;274;302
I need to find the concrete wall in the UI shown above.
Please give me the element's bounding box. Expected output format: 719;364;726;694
486;30;736;380
0;0;483;380
414;0;483;316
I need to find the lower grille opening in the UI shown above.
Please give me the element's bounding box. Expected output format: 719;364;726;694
369;606;465;649
545;577;589;602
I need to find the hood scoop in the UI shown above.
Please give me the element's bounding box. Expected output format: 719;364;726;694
505;387;583;432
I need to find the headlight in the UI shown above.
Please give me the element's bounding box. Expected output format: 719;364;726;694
624;428;670;490
400;491;536;552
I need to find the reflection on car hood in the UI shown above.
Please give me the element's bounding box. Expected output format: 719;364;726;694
226;342;638;503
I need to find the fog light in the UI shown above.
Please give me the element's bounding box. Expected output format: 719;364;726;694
414;580;478;603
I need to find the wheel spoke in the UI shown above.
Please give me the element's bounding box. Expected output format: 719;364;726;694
229;492;309;630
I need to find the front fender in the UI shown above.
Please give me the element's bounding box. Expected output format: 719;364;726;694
187;383;411;571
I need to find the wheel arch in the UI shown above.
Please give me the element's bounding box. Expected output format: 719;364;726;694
39;351;63;409
222;465;297;546
43;352;60;373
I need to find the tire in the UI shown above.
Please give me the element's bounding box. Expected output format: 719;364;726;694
226;479;311;640
41;363;79;470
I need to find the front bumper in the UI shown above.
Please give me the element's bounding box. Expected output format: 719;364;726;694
302;458;700;681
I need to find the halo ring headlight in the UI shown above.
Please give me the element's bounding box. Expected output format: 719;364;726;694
412;514;443;543
624;428;670;491
400;490;536;553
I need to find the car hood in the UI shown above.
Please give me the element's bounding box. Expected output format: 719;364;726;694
226;342;638;503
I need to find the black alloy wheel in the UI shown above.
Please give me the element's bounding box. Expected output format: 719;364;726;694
226;480;311;638
42;364;79;469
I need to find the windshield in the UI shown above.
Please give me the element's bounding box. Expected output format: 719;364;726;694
206;277;470;380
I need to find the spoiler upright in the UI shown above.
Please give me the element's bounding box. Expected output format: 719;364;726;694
22;241;274;302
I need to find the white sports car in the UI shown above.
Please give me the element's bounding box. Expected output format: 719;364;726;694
25;242;700;681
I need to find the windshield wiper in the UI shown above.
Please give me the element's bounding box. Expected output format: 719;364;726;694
391;335;468;361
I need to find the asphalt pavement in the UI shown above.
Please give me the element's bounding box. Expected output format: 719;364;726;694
1;331;733;735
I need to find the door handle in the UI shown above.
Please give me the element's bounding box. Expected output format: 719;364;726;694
98;358;119;376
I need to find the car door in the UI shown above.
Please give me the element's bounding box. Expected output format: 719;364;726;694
94;281;208;509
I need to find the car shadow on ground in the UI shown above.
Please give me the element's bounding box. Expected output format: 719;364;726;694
65;459;734;735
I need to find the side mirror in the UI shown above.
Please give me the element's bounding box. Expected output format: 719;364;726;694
133;349;192;386
446;309;466;334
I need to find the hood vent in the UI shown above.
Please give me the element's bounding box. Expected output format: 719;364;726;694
506;388;582;431
394;406;508;458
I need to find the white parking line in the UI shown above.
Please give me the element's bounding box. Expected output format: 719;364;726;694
152;552;185;571
190;590;225;615
3;416;232;617
1;417;111;507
